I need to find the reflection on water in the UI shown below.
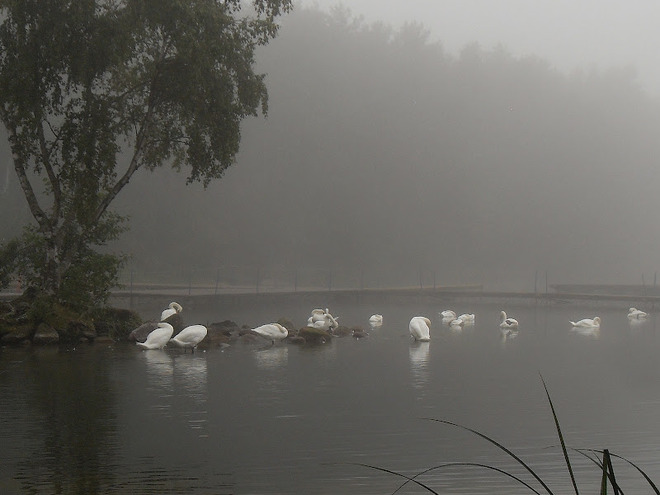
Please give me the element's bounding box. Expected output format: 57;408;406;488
3;305;660;494
409;341;430;389
570;326;601;338
254;345;288;369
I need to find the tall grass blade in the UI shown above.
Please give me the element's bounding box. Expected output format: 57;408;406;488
600;449;609;495
577;448;659;495
424;418;555;495
390;462;543;495
603;449;622;495
351;462;440;494
540;375;580;495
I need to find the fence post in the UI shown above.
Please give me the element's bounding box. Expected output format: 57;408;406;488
327;270;332;291
215;267;220;295
256;267;260;294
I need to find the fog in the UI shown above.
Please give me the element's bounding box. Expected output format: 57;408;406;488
2;4;660;291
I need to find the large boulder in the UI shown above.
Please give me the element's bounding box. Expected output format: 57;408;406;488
128;321;159;342
298;326;332;344
32;322;60;345
92;307;142;341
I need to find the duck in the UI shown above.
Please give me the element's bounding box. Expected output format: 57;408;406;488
628;308;649;319
136;322;174;350
569;316;601;328
368;314;383;328
409;316;431;342
169;324;208;352
160;301;183;321
252;323;289;344
499;311;519;329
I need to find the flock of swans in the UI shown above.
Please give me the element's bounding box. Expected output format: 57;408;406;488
135;301;653;350
136;302;208;351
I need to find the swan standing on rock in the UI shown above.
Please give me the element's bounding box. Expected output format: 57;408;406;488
137;322;174;350
409;316;431;342
570;317;601;328
161;302;183;321
628;308;649;319
169;324;208;352
252;323;289;344
499;311;519;329
308;308;339;332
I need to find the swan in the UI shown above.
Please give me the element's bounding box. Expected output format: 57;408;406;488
409;316;431;342
499;311;519;329
449;318;464;329
309;310;339;332
628;308;649;319
136;322;174;350
569;316;601;328
252;323;289;344
458;313;475;323
368;314;383;328
160;301;183;321
440;310;456;319
169;324;208;352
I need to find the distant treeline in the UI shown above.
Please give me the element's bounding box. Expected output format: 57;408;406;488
2;5;660;290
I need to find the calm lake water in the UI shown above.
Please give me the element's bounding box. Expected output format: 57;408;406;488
2;300;660;494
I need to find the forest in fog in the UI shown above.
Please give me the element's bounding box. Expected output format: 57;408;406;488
2;6;660;291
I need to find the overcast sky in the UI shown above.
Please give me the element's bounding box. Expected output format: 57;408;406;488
301;0;660;96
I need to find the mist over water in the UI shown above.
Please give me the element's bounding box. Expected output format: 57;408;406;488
2;5;660;291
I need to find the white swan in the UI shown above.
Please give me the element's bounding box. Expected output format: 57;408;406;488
449;318;464;329
569;316;601;328
137;322;174;350
160;301;183;321
309;309;339;332
252;323;289;344
169;324;208;352
368;314;383;328
628;308;649;319
409;316;431;342
499;311;519;329
458;313;475;323
440;310;456;319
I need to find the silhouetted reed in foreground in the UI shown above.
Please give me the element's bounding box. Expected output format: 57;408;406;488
355;376;659;495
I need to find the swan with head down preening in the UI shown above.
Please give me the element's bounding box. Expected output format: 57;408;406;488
169;324;207;352
570;316;601;328
137;322;174;350
252;323;289;345
161;301;183;321
409;316;431;342
628;308;648;319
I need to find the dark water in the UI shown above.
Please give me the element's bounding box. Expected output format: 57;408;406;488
2;302;660;494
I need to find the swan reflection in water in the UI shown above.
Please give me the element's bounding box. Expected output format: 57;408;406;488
409;341;430;389
570;325;601;338
172;354;208;433
500;327;519;346
142;350;174;388
254;345;289;370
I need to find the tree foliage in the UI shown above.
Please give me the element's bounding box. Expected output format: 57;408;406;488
0;0;292;307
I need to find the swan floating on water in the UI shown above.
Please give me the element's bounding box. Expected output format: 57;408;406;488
499;311;519;329
409;316;431;342
169;324;208;352
368;314;383;328
137;322;174;350
570;316;601;328
628;308;649;319
252;323;289;344
161;302;183;321
457;313;475;324
440;310;456;319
